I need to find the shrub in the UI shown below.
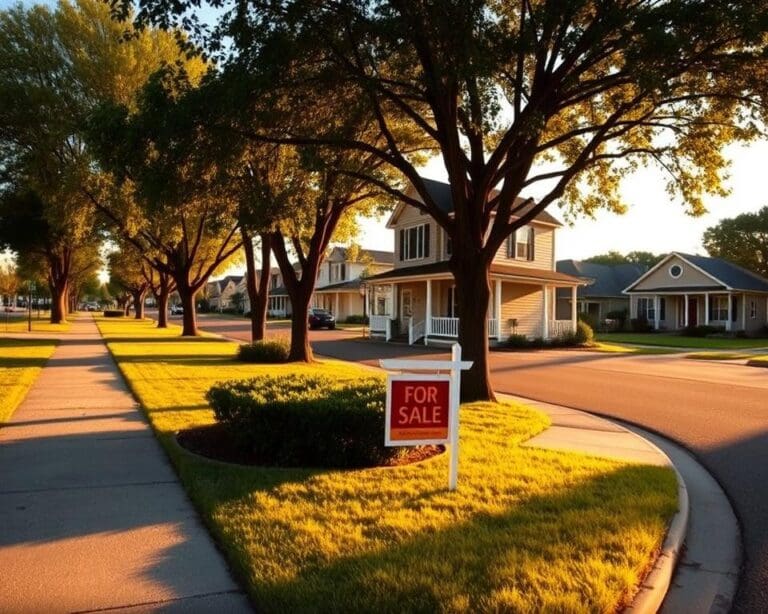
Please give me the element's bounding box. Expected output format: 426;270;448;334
682;324;724;337
575;320;594;344
630;317;653;332
344;314;369;324
103;310;124;318
206;375;412;467
237;339;290;363
604;309;628;331
578;312;598;330
507;334;532;348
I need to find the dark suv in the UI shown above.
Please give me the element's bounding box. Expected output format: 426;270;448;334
308;308;336;330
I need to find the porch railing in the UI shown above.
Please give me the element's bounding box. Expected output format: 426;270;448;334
487;318;499;339
430;316;459;337
548;319;576;338
408;318;426;345
369;314;392;341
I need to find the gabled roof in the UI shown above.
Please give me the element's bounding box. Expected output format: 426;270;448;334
314;279;364;293
557;260;647;298
218;275;244;287
387;177;562;228
327;246;394;264
625;252;768;293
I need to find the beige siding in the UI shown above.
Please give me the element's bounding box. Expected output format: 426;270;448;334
492;224;555;271
633;256;720;291
744;294;768;334
393;206;441;269
500;284;544;338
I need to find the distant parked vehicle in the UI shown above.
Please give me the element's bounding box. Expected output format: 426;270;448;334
170;304;184;316
308;308;335;330
86;302;99;311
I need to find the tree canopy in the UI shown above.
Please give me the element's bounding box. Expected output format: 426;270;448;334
703;206;768;278
584;250;664;268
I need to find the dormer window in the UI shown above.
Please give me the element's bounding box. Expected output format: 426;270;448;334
506;226;535;261
399;224;430;261
331;263;346;282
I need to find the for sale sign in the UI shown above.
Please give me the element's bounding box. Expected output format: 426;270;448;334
385;374;451;446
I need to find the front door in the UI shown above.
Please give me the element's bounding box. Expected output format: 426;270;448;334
687;297;698;327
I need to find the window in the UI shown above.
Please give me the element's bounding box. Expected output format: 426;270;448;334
638;297;665;321
710;296;729;321
399;224;430;261
750;300;757;319
506;226;535;260
447;286;458;317
669;264;683;278
270;274;280;289
445;231;452;256
331;263;346;282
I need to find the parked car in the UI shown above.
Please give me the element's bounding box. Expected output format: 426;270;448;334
85;302;100;311
308;307;335;330
170;304;184;316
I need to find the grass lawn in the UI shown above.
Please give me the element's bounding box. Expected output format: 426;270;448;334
97;317;677;612
0;337;58;422
588;342;680;355
686;352;756;361
0;312;71;334
597;332;768;350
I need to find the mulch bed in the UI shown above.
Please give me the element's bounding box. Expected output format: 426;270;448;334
176;423;443;468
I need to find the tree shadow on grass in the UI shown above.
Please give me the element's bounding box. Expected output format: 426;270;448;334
0;338;59;349
0;356;52;368
235;464;676;613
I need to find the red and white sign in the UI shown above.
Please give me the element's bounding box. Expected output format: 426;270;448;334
385;374;451;446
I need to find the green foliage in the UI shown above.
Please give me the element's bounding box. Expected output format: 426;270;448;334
206;375;411;468
576;320;595;344
103;309;125;318
683;324;726;338
236;339;289;363
344;314;368;324
578;312;599;330
585;251;664;268
630;317;653;333
703;206;768;278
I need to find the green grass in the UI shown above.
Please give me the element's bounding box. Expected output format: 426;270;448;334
0;337;58;422
97;316;677;613
597;332;768;350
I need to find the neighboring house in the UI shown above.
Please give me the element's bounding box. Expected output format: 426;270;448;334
624;252;768;334
206;280;222;310
312;247;394;320
214;275;245;311
363;178;585;345
555;260;647;322
265;267;292;317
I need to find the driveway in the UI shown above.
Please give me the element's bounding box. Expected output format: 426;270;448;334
198;313;768;613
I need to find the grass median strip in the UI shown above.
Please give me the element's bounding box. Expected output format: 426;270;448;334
0;313;72;334
597;332;768;350
588;342;680;355
0;337;59;423
97;316;677;612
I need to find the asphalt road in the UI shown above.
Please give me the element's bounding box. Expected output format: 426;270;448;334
198;313;768;613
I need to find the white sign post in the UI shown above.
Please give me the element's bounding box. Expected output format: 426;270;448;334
380;343;472;491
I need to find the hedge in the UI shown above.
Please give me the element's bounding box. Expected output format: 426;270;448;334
206;375;414;467
237;339;290;363
103;310;125;318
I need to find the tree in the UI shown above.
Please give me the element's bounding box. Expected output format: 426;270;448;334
0;0;200;323
108;243;150;319
0;260;18;306
703;207;768;278
121;0;768;399
88;71;242;336
585;250;663;268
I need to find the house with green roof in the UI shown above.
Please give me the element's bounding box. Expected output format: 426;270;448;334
624;252;768;333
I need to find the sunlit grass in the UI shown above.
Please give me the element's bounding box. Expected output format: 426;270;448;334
97;317;677;613
0;337;58;422
588;342;679;355
686;351;754;361
0;311;71;333
597;332;768;350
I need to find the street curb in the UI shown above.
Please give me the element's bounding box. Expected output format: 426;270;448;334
620;428;689;614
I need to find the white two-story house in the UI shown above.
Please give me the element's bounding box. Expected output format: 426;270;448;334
363;178;585;344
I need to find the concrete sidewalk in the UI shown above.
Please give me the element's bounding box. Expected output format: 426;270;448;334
0;316;250;613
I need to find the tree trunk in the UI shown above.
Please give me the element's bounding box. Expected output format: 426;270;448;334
156;288;169;328
132;288;147;319
453;257;495;402
288;284;314;361
178;285;198;336
242;231;272;342
124;300;131;317
49;280;68;324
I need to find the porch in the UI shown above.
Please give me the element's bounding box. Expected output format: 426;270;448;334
366;275;579;346
630;290;768;334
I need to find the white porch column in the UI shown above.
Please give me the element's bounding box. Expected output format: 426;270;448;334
726;293;733;332
653;295;660;330
426;279;432;339
390;283;396;317
570;285;578;333
704;292;710;325
741;293;747;331
683;293;689;328
334;293;340;318
495;278;502;341
541;285;549;339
